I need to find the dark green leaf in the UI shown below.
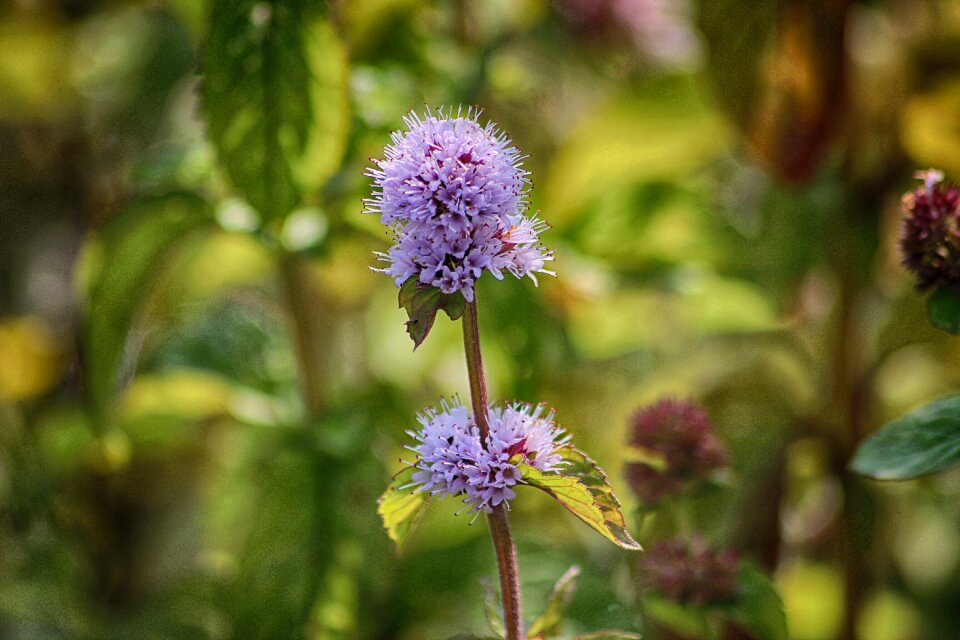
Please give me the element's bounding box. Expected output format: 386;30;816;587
716;564;787;640
481;578;506;639
377;466;429;550
850;394;960;479
398;278;466;349
927;286;960;334
202;0;349;223
84;192;214;423
520;446;641;550
527;565;580;639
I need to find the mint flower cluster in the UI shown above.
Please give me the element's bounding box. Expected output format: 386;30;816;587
364;109;554;302
407;400;569;516
641;537;739;605
900;169;960;292
625;398;727;503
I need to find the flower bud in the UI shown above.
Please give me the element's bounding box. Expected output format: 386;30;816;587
900;169;960;292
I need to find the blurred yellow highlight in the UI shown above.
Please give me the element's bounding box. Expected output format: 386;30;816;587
0;316;63;401
777;558;844;640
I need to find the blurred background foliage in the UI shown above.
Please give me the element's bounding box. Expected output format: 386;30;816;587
2;0;960;638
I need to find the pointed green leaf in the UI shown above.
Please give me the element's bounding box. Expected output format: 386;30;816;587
716;564;787;640
557;446;642;550
83;192;214;423
398;279;466;349
377;466;429;550
927;286;960;334
850;394;960;479
203;0;349;223
480;578;506;639
527;565;580;639
520;448;640;550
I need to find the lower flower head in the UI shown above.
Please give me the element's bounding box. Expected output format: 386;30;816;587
901;169;960;292
365;108;554;302
407;399;569;516
625;398;727;503
641;537;739;605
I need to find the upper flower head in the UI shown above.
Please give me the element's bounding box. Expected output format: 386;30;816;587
625;398;727;503
901;169;960;292
406;399;569;517
365;108;554;302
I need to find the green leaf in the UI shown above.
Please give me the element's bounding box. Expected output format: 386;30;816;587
527;565;580;639
520;446;641;550
398;278;467;349
850;394;960;479
84;192;214;423
444;635;501;640
716;564;787;640
481;578;506;639
643;595;711;638
202;0;349;223
573;633;643;640
377;466;429;550
927;286;960;334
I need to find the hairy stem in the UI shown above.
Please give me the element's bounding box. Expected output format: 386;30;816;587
462;299;524;640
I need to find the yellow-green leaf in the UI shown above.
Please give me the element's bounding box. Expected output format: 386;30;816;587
556;446;642;550
520;449;641;550
377;466;428;550
527;565;580;639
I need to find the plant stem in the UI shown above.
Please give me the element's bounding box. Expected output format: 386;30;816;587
462;299;524;640
278;253;329;417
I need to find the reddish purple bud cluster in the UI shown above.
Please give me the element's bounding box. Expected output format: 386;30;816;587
641;537;739;605
625;398;727;503
901;170;960;292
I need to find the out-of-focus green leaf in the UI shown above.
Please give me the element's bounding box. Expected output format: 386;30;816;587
481;578;506;639
851;394;960;480
927;286;960;334
527;565;580;639
378;466;429;550
643;595;710;638
520;446;641;550
573;633;643;640
398;278;466;349
445;635;500;640
545;78;730;226
84;192;214;423
202;0;349;223
717;564;787;640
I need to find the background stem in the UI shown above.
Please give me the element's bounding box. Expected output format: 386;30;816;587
462;299;524;640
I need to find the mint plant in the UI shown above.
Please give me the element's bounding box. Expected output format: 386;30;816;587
624;399;787;640
370;109;640;639
851;170;960;480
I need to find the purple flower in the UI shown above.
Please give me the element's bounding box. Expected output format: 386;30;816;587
625;398;727;503
406;399;569;517
365;108;554;302
641;537;739;605
900;169;960;292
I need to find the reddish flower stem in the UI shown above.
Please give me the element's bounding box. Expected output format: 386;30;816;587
462;299;524;640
